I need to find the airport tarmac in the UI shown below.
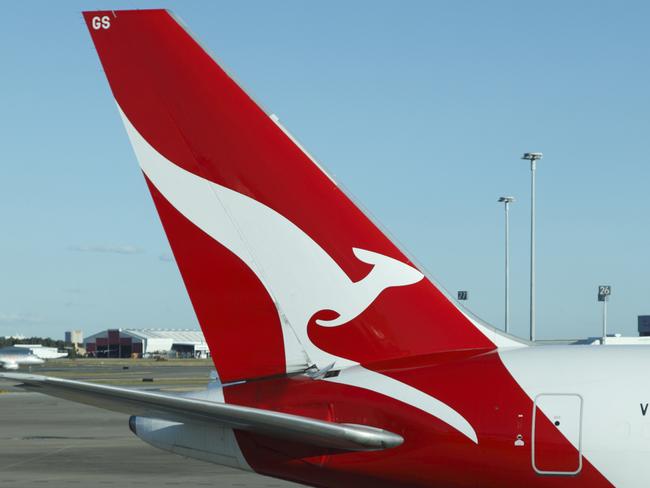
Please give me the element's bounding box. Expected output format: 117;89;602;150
0;360;305;487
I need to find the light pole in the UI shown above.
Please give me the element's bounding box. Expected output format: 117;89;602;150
522;152;543;342
498;196;515;333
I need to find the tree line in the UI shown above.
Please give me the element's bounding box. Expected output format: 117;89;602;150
0;337;67;349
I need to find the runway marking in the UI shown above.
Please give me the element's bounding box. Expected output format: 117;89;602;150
0;446;72;471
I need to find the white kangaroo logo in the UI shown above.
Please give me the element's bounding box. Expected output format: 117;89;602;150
119;107;424;370
119;108;478;444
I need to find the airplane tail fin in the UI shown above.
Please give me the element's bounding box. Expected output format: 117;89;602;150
83;10;517;383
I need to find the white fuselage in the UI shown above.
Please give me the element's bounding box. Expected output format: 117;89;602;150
501;345;650;486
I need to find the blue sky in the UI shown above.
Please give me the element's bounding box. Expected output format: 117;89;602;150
1;1;649;341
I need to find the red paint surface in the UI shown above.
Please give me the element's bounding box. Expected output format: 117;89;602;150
145;176;286;382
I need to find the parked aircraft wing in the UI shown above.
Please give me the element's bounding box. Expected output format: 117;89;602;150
0;373;402;451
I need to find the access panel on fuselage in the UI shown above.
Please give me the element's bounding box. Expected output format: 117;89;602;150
532;393;583;476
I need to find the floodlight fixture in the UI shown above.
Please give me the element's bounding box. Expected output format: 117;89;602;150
521;152;543;161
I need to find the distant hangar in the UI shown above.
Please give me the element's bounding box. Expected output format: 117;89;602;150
85;329;210;359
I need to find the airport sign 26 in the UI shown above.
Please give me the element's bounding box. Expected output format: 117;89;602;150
598;285;612;302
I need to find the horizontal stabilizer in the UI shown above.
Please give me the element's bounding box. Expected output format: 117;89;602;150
0;373;402;451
